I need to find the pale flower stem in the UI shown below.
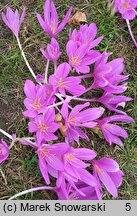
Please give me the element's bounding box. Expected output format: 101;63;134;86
54;62;57;74
55;93;72;109
44;60;50;83
47;100;64;109
0;129;13;140
72;97;97;102
126;19;137;48
17;37;37;80
9;186;55;200
78;74;93;79
0;168;7;185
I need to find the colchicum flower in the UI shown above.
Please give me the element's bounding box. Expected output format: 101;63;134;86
60;102;104;144
115;0;137;20
2;7;26;38
23;80;48;118
29;108;59;145
36;0;72;37
97;92;132;114
49;62;86;96
40;38;61;63
37;143;68;184
66;40;101;74
70;23;104;48
97;115;134;146
92;157;124;198
0;139;9;164
92;52;128;94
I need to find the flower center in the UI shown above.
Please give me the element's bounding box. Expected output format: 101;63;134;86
68;116;77;125
40;147;50;159
31;98;42;110
57;78;65;88
95;164;104;175
38;123;49;133
0;148;2;155
71;55;82;66
50;21;57;34
121;2;130;10
65;153;75;161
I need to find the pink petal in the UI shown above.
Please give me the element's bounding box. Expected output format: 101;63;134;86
97;169;118;197
39;159;50;184
74;148;97;160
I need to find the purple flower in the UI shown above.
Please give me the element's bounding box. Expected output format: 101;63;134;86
29;108;59;145
98;92;132;114
40;38;61;63
0;139;9;164
23;80;48;118
66;40;101;74
37;143;69;184
56;146;97;189
2;7;26;38
70;23;104;48
92;157;124;198
57;181;102;200
36;0;72;37
92;52;128;94
115;0;137;20
49;62;86;96
60;102;105;144
97;115;134;146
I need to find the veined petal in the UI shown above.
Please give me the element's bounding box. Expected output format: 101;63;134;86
44;0;50;24
95;158;119;172
106;124;128;138
74;148;97;160
24;80;35;99
98;169;118;197
39;159;50;184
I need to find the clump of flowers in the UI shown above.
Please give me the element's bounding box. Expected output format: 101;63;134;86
107;0;137;48
1;0;134;200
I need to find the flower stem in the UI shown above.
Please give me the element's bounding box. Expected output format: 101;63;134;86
126;19;137;48
72;97;97;102
77;74;93;79
44;60;50;83
0;168;7;185
47;100;64;109
54;62;57;74
0;129;13;140
9;186;56;200
17;37;37;80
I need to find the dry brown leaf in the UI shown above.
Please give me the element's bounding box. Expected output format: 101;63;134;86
68;11;87;26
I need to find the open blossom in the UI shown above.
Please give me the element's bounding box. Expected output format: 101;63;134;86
29;108;59;145
92;158;124;198
92;52;128;94
49;63;85;96
115;0;137;20
37;143;68;184
66;40;101;74
97;115;134;146
57;181;102;200
23;80;48;118
57;147;97;186
0;139;9;164
98;92;132;114
60;102;105;144
70;23;104;49
2;7;26;38
40;38;61;63
36;0;72;37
